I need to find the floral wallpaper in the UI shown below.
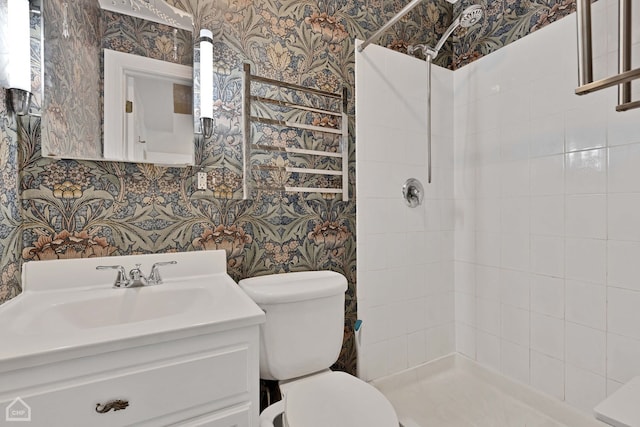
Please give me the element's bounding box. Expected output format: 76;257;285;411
0;88;21;304
0;0;584;377
452;0;580;69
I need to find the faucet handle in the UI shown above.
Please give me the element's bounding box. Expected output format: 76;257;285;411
96;265;129;288
148;261;177;285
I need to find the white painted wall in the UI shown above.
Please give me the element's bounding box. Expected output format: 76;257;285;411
453;0;640;415
355;41;455;381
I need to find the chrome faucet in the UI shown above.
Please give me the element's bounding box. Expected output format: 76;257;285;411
96;261;177;288
128;264;148;287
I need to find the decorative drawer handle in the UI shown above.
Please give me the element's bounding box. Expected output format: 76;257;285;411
95;399;129;413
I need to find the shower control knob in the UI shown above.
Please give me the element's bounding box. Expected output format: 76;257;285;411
402;178;424;208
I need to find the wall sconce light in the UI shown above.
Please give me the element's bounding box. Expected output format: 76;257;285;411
199;28;213;139
0;0;33;115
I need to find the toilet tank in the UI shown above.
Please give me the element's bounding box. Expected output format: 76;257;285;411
238;271;348;381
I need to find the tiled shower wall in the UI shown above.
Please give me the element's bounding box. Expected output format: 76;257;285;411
355;42;455;381
454;0;640;414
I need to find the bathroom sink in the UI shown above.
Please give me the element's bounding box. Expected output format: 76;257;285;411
0;250;264;373
34;286;212;330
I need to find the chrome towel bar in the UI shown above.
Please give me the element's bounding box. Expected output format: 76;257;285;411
242;63;349;200
575;0;639;112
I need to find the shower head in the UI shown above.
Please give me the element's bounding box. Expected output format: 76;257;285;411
407;4;483;59
431;4;484;55
459;4;483;28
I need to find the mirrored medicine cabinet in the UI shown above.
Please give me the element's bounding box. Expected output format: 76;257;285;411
40;0;200;166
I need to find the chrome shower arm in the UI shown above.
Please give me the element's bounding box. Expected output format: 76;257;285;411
358;0;424;52
433;17;461;55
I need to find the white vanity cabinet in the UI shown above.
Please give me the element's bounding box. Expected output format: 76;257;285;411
0;326;259;427
0;250;265;427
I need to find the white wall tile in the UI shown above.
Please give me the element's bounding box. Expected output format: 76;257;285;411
608;143;640;193
608;287;640;341
387;335;408;374
565;321;606;375
607;333;640;384
500;122;530;161
358;233;389;272
454;261;475;295
501;233;530;272
531;351;565;401
500;197;530;234
565;364;607;414
406;297;428;333
501;160;530;197
565;195;607;239
531;313;564;360
529;114;564;158
357;38;457;381
407;330;427;367
456;322;476;358
476;231;501;267
531;155;565;196
607;240;640;291
475;265;501;301
531;274;564;318
565;280;606;330
426;323;455;361
499;269;530;309
476;163;502;198
476;297;501;336
607;102;640;146
565;103;607;153
530;195;564;236
565;238;607;285
455;292;476;327
476;330;501;372
361;340;388;381
565;149;607;195
609;193;640;241
530;235;564;277
501;340;530;385
501;304;530;347
475;198;501;232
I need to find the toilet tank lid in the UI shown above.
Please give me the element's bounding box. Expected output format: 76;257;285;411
238;271;347;304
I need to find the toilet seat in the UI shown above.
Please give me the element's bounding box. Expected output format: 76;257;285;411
283;371;398;427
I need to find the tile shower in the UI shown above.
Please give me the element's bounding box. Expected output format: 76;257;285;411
357;0;640;417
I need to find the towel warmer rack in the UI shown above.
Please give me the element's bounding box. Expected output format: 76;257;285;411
242;63;349;200
576;0;639;111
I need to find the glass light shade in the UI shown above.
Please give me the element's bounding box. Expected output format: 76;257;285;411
199;29;213;120
8;0;31;92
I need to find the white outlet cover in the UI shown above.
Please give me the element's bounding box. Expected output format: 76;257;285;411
197;172;207;190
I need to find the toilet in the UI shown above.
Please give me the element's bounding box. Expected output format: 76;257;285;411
239;271;399;427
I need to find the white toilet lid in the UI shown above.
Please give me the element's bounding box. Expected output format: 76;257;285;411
284;371;398;427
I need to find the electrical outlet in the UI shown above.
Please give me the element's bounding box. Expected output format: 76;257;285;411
197;172;207;190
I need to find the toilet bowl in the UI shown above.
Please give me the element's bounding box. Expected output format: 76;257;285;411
239;271;398;427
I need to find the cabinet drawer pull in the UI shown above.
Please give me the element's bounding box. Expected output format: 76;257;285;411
95;399;129;413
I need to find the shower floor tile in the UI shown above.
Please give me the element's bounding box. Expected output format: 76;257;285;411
371;355;607;427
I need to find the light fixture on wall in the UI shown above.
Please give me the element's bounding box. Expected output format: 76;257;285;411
199;28;213;139
0;0;33;115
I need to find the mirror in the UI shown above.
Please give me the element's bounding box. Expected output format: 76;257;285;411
103;49;194;165
41;0;195;165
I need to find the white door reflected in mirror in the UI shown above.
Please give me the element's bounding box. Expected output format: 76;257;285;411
103;49;194;166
